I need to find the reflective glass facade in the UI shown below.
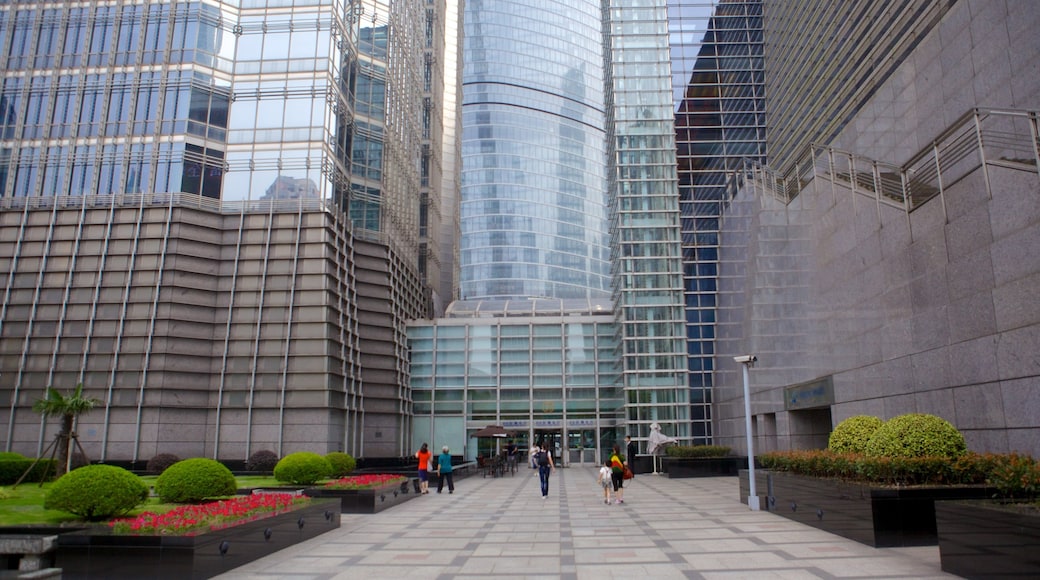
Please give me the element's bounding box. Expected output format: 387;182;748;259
0;0;439;462
459;0;611;301
670;0;765;442
410;300;622;462
607;0;691;441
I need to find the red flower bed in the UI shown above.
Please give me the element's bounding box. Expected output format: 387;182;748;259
108;493;309;536
323;474;407;490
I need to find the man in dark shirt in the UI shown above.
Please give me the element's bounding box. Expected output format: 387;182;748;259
506;440;518;472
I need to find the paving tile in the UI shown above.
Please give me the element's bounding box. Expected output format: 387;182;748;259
214;469;957;580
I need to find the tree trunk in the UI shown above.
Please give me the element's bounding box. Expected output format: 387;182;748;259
57;414;74;476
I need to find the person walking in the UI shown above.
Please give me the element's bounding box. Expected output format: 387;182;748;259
625;435;637;478
534;439;555;498
597;459;613;505
610;444;625;503
436;445;455;494
529;442;540;469
506;440;518;473
416;443;432;495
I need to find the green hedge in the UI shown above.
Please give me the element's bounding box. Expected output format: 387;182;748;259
664;445;732;458
758;449;1026;489
0;459;59;485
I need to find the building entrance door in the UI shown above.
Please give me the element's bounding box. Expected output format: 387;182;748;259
533;429;562;466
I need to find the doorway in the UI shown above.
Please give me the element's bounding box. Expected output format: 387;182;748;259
532;430;562;465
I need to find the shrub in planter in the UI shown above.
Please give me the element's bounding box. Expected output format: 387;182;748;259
325;452;357;477
44;464;148;520
146;453;181;475
274;452;331;485
864;413;966;459
155;458;237;503
828;415;883;454
245;449;279;472
986;453;1040;500
664;445;731;458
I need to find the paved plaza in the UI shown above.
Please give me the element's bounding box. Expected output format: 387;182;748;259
215;466;957;580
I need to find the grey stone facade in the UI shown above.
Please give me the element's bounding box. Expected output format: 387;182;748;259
0;196;423;464
714;0;1040;457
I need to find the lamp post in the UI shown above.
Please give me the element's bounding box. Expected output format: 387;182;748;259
734;355;759;510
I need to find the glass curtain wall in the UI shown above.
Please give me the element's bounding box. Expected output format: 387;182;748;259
459;0;611;302
669;0;765;443
607;0;691;442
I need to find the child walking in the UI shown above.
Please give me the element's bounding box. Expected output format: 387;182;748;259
597;460;613;505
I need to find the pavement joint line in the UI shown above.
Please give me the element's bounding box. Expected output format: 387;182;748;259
212;469;956;579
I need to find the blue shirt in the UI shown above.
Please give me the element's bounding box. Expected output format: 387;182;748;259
438;452;452;473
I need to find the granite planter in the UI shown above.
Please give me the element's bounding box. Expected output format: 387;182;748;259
55;499;340;580
662;456;744;478
303;478;416;514
739;470;994;547
936;500;1040;579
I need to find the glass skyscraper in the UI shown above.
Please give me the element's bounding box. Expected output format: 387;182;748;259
670;0;765;442
0;0;442;461
411;0;692;460
458;0;611;302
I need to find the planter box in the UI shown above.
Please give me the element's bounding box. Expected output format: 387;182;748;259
739;470;994;547
55;499;340;580
662;456;744;478
304;478;416;514
936;500;1040;579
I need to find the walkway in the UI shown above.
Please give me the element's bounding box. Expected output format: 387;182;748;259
215;466;956;579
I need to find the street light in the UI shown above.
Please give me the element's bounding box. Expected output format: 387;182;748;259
734;355;759;510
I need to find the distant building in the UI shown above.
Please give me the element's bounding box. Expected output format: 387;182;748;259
262;176;320;201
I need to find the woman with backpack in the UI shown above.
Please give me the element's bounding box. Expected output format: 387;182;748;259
610;445;625;504
534;439;555;498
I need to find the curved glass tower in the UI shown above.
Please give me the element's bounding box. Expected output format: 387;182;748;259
459;0;611;301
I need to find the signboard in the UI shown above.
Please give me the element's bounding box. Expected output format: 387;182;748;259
784;376;834;410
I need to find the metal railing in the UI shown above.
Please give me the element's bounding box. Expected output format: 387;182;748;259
732;107;1040;222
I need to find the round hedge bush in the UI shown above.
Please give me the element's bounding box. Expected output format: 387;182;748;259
155;458;237;503
44;465;148;521
245;449;279;472
0;451;26;461
864;413;967;459
273;452;331;485
146;453;181;475
828;415;884;454
325;452;357;477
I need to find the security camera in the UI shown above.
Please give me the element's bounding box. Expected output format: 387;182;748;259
733;355;757;364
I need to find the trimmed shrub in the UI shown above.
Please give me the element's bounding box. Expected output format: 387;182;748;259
0;458;58;485
325;452;357;477
44;465;148;521
245;449;279;472
0;452;25;461
273;452;332;485
864;413;966;459
155;458;237;503
664;445;731;458
828;415;884;454
146;453;181;475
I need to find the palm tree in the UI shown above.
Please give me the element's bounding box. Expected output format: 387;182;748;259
32;383;99;475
